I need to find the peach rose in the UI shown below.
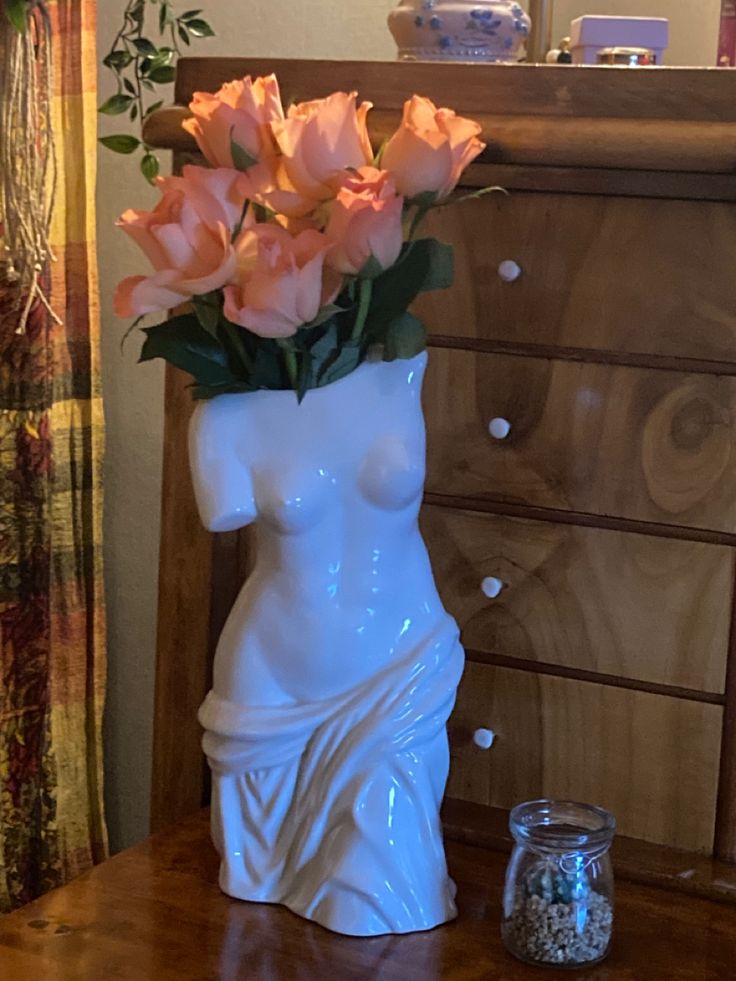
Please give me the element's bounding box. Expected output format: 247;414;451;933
114;178;236;317
236;158;320;222
324;167;404;276
382;95;486;200
182;74;284;169
271;92;373;201
175;164;245;231
223;226;340;338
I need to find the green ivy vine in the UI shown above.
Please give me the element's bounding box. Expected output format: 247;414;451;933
98;0;214;183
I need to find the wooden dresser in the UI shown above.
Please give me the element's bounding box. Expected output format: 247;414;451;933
145;58;736;881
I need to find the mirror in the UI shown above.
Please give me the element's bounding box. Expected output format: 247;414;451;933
535;0;723;67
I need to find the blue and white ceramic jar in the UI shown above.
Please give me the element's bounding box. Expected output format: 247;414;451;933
388;1;532;62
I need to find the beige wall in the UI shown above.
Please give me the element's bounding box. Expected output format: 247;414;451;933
98;0;722;853
551;1;721;66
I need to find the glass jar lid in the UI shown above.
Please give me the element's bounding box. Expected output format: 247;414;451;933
510;800;616;857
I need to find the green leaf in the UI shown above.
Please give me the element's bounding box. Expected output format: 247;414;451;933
189;381;254;400
178;24;191;45
372;138;388;169
98;93;134;115
230;132;258;172
141;152;160;184
123;77;137;96
219;319;254;376
365;238;454;337
158;2;174;32
318;341;362;387
129;0;145;28
120;315;145;353
148;64;176;84
99;134;141;154
151;47;175;66
130;103;139;122
302;318;363;388
4;0;28;33
139;315;237;389
141;78;156;91
451;184;508;207
358;255;385;281
296;352;313;403
181;9;203;20
144;99;164;118
103;49;134;71
304;304;344;330
410;190;439;209
307;320;339;363
250;340;289;390
132;37;157;56
192;292;221;338
415;239;454;292
185;18;215;37
381;312;427;362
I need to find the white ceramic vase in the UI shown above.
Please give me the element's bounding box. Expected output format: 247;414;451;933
388;0;531;62
189;352;466;938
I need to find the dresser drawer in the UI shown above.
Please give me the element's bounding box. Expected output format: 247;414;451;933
421;505;731;694
414;191;736;364
424;348;736;534
447;662;722;854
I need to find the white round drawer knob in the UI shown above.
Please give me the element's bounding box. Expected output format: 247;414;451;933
488;417;511;440
473;728;496;750
498;259;522;282
481;576;505;599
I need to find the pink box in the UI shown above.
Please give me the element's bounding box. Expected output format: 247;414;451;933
570;15;669;65
719;1;736;67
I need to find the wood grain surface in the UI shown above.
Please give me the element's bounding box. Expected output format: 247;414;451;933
414;192;736;365
143;108;736;202
716;581;736;864
175;58;736;123
3;811;736;980
420;505;732;693
424;349;736;533
143;103;736;177
448;662;722;853
150;365;212;833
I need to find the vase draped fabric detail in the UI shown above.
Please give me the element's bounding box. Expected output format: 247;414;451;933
200;619;464;936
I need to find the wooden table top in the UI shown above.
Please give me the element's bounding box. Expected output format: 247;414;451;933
1;810;736;980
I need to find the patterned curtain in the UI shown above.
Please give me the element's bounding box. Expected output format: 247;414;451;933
0;0;107;911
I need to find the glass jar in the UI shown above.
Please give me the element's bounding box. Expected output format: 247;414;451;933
502;800;616;968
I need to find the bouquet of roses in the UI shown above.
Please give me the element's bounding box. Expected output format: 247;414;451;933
115;74;487;400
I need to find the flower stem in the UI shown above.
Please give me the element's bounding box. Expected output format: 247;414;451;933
351;278;373;343
283;348;298;390
408;205;430;241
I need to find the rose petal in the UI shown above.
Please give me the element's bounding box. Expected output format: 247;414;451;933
114;272;188;318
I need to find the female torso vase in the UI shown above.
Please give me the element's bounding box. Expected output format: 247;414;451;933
189;352;465;937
